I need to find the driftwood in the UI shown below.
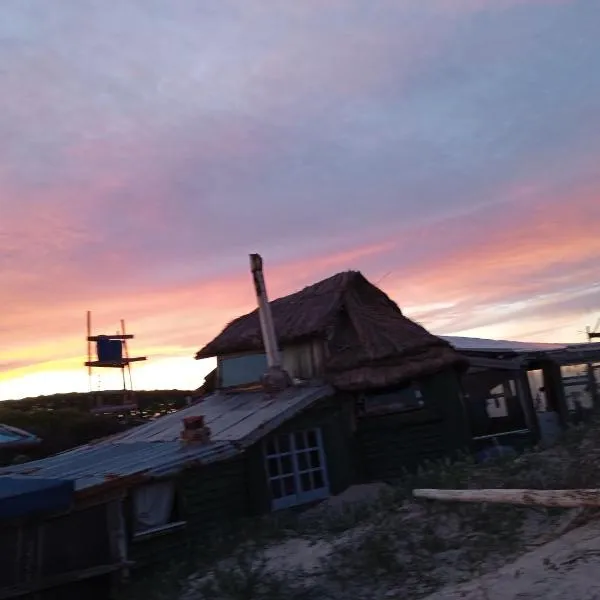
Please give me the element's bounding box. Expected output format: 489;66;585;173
413;488;600;508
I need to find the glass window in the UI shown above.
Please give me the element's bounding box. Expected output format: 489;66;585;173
363;384;425;415
132;481;183;536
263;428;329;510
219;353;268;388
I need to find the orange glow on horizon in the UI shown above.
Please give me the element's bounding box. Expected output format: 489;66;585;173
2;199;598;402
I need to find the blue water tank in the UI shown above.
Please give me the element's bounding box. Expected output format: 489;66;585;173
96;336;123;363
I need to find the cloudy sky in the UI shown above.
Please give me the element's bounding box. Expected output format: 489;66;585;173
1;0;599;400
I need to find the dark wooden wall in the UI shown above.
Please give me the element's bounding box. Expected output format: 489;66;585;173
0;502;114;600
130;397;356;568
128;457;248;570
356;369;470;481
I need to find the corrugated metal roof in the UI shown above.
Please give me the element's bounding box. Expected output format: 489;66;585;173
0;440;237;491
442;336;565;353
0;383;334;492
443;336;600;365
114;383;334;446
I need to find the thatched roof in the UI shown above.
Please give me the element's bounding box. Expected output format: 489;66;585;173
195;271;467;390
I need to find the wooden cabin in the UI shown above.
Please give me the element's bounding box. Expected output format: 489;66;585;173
442;335;600;453
195;270;471;482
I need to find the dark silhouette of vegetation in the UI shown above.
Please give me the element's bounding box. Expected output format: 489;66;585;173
0;389;194;466
2;389;194;416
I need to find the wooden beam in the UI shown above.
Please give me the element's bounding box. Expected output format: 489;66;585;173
413;488;600;508
87;335;134;341
84;357;146;368
471;428;530;442
466;356;524;370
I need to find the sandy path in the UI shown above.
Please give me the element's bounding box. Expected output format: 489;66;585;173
425;520;600;600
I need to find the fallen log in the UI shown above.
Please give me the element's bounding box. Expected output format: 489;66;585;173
413;488;600;508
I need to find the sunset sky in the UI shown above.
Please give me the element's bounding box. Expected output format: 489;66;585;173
1;0;599;401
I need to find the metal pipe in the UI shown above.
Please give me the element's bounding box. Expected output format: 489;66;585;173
249;253;281;368
86;311;92;393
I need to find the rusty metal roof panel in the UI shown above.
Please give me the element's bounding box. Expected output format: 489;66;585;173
0;439;238;491
442;336;565;354
113;383;334;446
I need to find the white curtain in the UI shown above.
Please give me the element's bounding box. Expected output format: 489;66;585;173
134;481;175;532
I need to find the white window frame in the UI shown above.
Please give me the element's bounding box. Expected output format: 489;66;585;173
263;428;330;511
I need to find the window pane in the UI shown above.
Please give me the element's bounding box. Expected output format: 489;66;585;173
266;427;328;508
280;455;293;475
282;476;296;496
270;478;282;499
364;386;423;414
278;434;291;453
297;452;309;471
267;458;279;477
300;472;313;492
295;431;306;450
309;450;321;469
220;353;268;387
313;470;324;489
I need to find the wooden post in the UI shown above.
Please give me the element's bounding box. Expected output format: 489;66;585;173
541;361;569;428
107;500;129;582
515;369;540;443
413;488;600;508
587;363;599;408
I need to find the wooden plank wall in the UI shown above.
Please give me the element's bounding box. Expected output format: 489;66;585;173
0;502;115;600
356;370;469;482
128;457;248;570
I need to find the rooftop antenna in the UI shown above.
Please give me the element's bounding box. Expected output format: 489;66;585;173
249;254;291;393
85;310;147;414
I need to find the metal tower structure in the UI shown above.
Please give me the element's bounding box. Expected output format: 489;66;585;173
85;310;147;414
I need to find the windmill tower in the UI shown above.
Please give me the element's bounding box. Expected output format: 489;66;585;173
586;317;600;342
85;311;147;414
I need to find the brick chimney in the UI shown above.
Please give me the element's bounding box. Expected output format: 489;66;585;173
180;415;211;443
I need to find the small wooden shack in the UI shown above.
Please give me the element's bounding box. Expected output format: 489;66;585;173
441;335;600;452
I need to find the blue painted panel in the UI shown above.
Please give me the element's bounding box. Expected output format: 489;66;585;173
220;353;268;387
0;424;40;447
0;476;74;520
